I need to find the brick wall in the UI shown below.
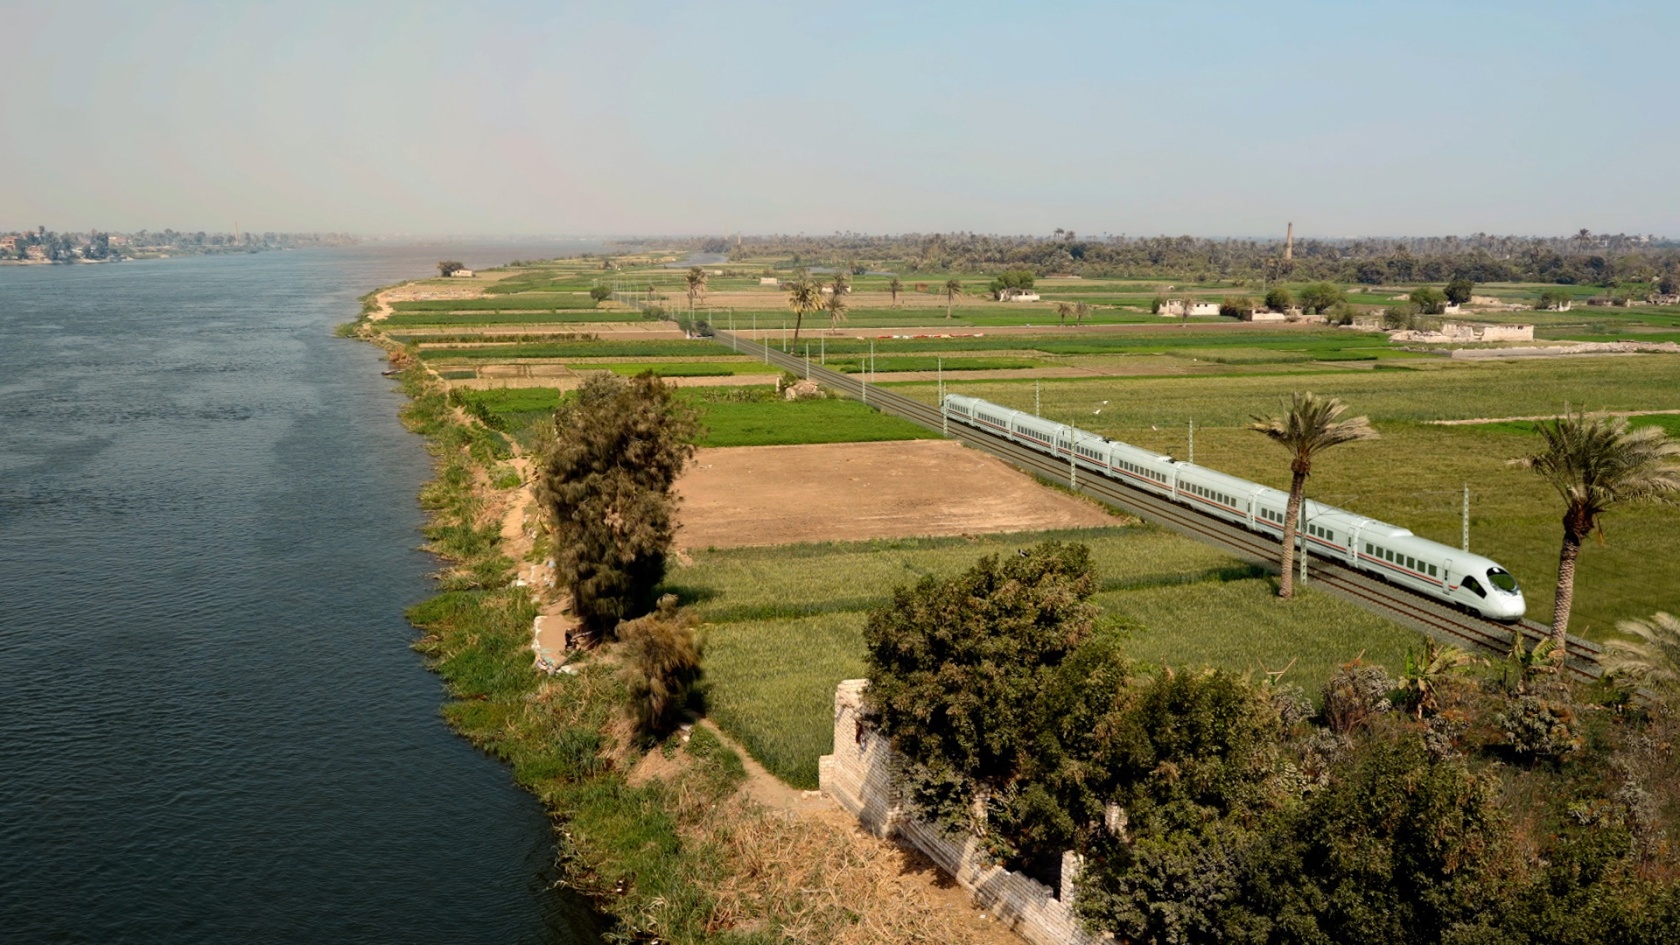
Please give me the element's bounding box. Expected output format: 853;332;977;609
818;680;1107;945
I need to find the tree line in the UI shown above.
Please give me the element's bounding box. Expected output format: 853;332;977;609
0;226;356;262
673;230;1680;288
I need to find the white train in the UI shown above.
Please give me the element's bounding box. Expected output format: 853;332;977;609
942;393;1527;621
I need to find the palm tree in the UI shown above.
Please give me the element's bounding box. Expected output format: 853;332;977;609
1055;302;1073;326
888;276;903;307
786;274;822;345
943;278;963;318
1249;393;1379;599
1602;612;1680;695
826;271;850;332
1075;301;1092;325
684;266;708;315
1513;413;1680;652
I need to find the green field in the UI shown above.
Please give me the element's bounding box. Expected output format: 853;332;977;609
900;355;1680;634
677;527;1427;789
681;390;932;447
458;385;932;449
418;339;732;360
383;310;641;328
391;294;601;312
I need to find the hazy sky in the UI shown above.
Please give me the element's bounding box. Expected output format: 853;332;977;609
4;1;1675;237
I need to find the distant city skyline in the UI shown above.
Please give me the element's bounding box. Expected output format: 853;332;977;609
4;1;1676;237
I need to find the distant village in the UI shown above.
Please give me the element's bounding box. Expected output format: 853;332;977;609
0;227;357;264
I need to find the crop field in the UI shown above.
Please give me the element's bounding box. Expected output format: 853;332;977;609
382;311;643;328
391;294;601;312
457;385;931;449
899;354;1680;634
417;339;732;360
675;526;1426;789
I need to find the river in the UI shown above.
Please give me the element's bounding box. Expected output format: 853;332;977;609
0;243;605;943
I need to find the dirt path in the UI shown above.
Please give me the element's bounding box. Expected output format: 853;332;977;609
1429;408;1680;426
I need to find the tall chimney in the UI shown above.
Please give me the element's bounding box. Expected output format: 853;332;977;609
1284;222;1294;261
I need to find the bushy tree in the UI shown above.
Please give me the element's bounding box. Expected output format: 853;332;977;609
1219;296;1255;318
589;285;611;302
538;373;699;641
1298;282;1345;314
618;594;702;737
989;269;1036;298
1445;276;1475;305
863;542;1099;835
1264;286;1294;312
437;260;465;277
1411;286;1449;315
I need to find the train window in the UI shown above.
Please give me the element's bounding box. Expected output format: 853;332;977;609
1428;564;1438;577
1406;556;1416;570
1365;543;1373;554
1462;575;1487;598
1487;568;1519;593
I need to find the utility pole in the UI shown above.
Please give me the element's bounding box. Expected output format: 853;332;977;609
1462;483;1470;552
1299;495;1309;585
1188;418;1195;464
1035;380;1041;416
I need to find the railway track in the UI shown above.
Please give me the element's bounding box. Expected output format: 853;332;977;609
718;328;1603;681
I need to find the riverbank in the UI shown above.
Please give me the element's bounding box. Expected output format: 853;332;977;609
354;309;1021;944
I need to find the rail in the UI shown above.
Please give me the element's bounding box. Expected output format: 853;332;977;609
714;327;1604;682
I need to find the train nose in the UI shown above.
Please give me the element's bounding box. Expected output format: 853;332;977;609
1493;593;1527;622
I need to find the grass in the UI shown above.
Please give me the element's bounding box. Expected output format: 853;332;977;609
455;385;933;448
419;340;732;360
680;390;933;447
896;356;1680;635
825;355;1043;373
383;310;642;328
391;294;601;312
674;526;1428;789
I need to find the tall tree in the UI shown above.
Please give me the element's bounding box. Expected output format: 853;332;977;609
943;278;963;318
888;276;903;307
1074;300;1092;325
1250;393;1379;599
684;266;708;315
538;373;699;641
1056;301;1073;326
786;273;823;345
1512;413;1680;652
826;270;850;332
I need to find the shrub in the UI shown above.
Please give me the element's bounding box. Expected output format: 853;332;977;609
589;285;611;302
1496;695;1583;762
1321;662;1395;734
618;595;702;737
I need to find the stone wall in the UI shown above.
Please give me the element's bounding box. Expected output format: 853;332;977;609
818;680;1107;945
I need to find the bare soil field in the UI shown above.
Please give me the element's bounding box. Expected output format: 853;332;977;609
674;440;1120;550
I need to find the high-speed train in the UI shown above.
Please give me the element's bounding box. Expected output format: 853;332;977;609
942;393;1526;621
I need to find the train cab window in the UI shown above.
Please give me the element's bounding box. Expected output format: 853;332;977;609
1487;568;1520;594
1462;575;1487;598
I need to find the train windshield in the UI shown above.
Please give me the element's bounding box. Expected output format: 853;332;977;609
1487;568;1520;594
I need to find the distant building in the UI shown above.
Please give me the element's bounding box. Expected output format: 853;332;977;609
450;268;475;278
1649;293;1680;306
1158;299;1220;317
998;288;1040;302
759;277;779;286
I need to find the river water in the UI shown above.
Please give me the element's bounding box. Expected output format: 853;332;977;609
0;244;605;943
